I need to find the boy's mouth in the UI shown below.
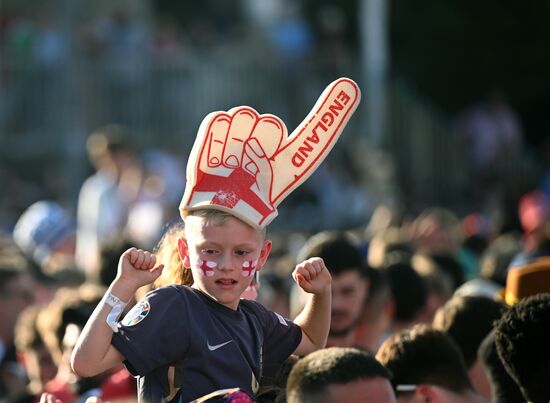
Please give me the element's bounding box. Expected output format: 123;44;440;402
216;278;238;285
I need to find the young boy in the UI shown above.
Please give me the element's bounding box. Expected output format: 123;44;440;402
71;78;360;402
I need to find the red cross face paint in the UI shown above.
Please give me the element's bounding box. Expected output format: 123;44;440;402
196;259;217;277
241;260;257;277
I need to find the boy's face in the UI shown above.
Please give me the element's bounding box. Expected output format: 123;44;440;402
179;214;271;310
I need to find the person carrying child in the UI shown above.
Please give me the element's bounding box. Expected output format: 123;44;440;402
71;78;360;402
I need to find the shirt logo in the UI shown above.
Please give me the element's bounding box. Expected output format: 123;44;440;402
207;340;233;351
274;312;288;326
121;300;150;327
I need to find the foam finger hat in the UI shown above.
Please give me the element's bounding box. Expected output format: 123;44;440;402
180;78;361;229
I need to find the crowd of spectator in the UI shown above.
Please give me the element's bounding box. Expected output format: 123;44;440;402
2;3;550;403
1;123;550;402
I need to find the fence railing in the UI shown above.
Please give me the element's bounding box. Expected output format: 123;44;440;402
1;57;533;226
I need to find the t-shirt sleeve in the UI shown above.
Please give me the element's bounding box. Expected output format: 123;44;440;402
253;303;302;378
111;286;188;376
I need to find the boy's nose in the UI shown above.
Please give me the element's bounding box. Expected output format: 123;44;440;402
218;254;237;272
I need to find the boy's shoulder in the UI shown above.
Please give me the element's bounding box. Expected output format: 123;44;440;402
239;299;293;328
141;284;199;306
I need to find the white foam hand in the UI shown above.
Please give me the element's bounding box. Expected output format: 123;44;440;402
180;78;361;227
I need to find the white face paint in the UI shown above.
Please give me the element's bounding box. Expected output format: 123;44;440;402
196;259;217;277
241;260;257;277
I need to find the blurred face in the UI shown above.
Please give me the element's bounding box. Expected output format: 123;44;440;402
330;271;368;336
180;215;271;310
0;273;35;341
324;377;397;403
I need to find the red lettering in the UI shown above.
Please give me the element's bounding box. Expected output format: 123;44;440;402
292;153;305;167
337;90;350;105
321;112;334;127
329;99;344;116
312;121;327;138
306;133;319;144
298;142;314;158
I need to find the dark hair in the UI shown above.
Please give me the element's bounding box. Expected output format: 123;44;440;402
383;262;427;322
494;293;550;402
432;295;505;368
298;231;366;277
478;329;524;403
425;252;465;291
286;347;391;403
95;239;135;287
376;325;473;394
479;233;522;286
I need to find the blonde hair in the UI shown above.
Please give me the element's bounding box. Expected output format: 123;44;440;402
154;222;194;288
185;208;267;239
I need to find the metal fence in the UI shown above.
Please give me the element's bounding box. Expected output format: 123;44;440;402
1;55;533;227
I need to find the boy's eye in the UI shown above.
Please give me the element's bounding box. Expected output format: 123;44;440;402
235;250;249;257
201;248;218;255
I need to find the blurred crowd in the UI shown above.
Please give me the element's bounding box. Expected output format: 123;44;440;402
2;2;550;403
1;122;550;402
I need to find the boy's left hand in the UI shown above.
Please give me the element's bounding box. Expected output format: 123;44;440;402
292;257;332;295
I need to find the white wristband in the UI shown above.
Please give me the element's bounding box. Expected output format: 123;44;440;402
104;292;128;333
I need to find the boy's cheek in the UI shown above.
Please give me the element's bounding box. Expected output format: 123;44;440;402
195;259;217;277
241;260;258;277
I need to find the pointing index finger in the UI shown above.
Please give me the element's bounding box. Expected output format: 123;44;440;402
270;78;361;205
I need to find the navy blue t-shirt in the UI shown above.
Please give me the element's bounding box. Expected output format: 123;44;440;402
111;285;302;403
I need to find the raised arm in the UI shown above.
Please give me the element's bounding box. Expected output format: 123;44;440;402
71;248;164;377
291;257;332;356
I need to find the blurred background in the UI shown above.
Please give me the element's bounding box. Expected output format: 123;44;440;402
1;0;550;234
3;2;550;401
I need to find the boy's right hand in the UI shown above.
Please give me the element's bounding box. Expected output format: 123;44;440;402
116;247;164;291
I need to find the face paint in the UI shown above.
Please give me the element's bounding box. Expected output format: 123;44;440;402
241;260;257;277
196;259;217;276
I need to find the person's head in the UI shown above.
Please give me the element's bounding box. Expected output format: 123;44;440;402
14;305;57;394
286;347;396;403
86;124;134;174
367;227;413;269
13;201;76;270
297;232;369;339
494;293;550;402
383;261;427;330
354;267;394;353
518;189;550;237
92;238;135;287
376;325;482;403
0;235;36;344
177;209;272;310
432;296;505;399
409;208;463;254
433;296;504;369
412;254;454;324
477;329;524;403
479;232;522;286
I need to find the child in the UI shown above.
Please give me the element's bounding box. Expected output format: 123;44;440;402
71;78;360;402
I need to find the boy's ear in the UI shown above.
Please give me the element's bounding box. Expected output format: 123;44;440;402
256;240;272;272
177;238;191;269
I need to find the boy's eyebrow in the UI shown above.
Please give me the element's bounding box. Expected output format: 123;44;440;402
196;240;259;249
